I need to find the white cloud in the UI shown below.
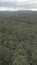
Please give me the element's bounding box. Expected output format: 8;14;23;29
0;7;37;11
0;0;15;2
0;0;37;10
15;0;37;3
27;0;37;4
1;0;37;4
0;0;37;5
16;0;27;3
0;7;17;11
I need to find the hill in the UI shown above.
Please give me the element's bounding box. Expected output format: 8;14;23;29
0;10;37;16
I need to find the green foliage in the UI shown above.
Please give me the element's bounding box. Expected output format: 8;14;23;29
0;14;37;65
13;48;30;65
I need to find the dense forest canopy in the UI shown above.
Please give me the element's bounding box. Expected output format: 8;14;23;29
0;14;37;65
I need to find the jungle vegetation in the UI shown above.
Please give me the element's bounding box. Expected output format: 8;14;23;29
0;14;37;65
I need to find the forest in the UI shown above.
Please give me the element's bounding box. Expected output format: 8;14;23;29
0;14;37;65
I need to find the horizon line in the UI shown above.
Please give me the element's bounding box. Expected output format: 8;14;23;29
0;7;37;11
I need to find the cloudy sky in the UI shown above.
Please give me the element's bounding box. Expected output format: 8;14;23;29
0;0;37;11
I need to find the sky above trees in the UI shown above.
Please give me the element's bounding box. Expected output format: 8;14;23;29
0;0;37;11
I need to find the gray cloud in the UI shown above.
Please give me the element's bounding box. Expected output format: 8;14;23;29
0;0;37;9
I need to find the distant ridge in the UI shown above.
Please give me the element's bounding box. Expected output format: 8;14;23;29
0;10;37;16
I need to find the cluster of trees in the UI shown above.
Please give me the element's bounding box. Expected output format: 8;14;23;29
0;14;37;65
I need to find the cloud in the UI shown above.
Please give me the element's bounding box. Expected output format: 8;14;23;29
0;0;37;4
0;0;37;11
0;0;15;2
0;7;37;11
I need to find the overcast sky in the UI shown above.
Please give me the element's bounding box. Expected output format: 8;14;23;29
0;0;37;11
